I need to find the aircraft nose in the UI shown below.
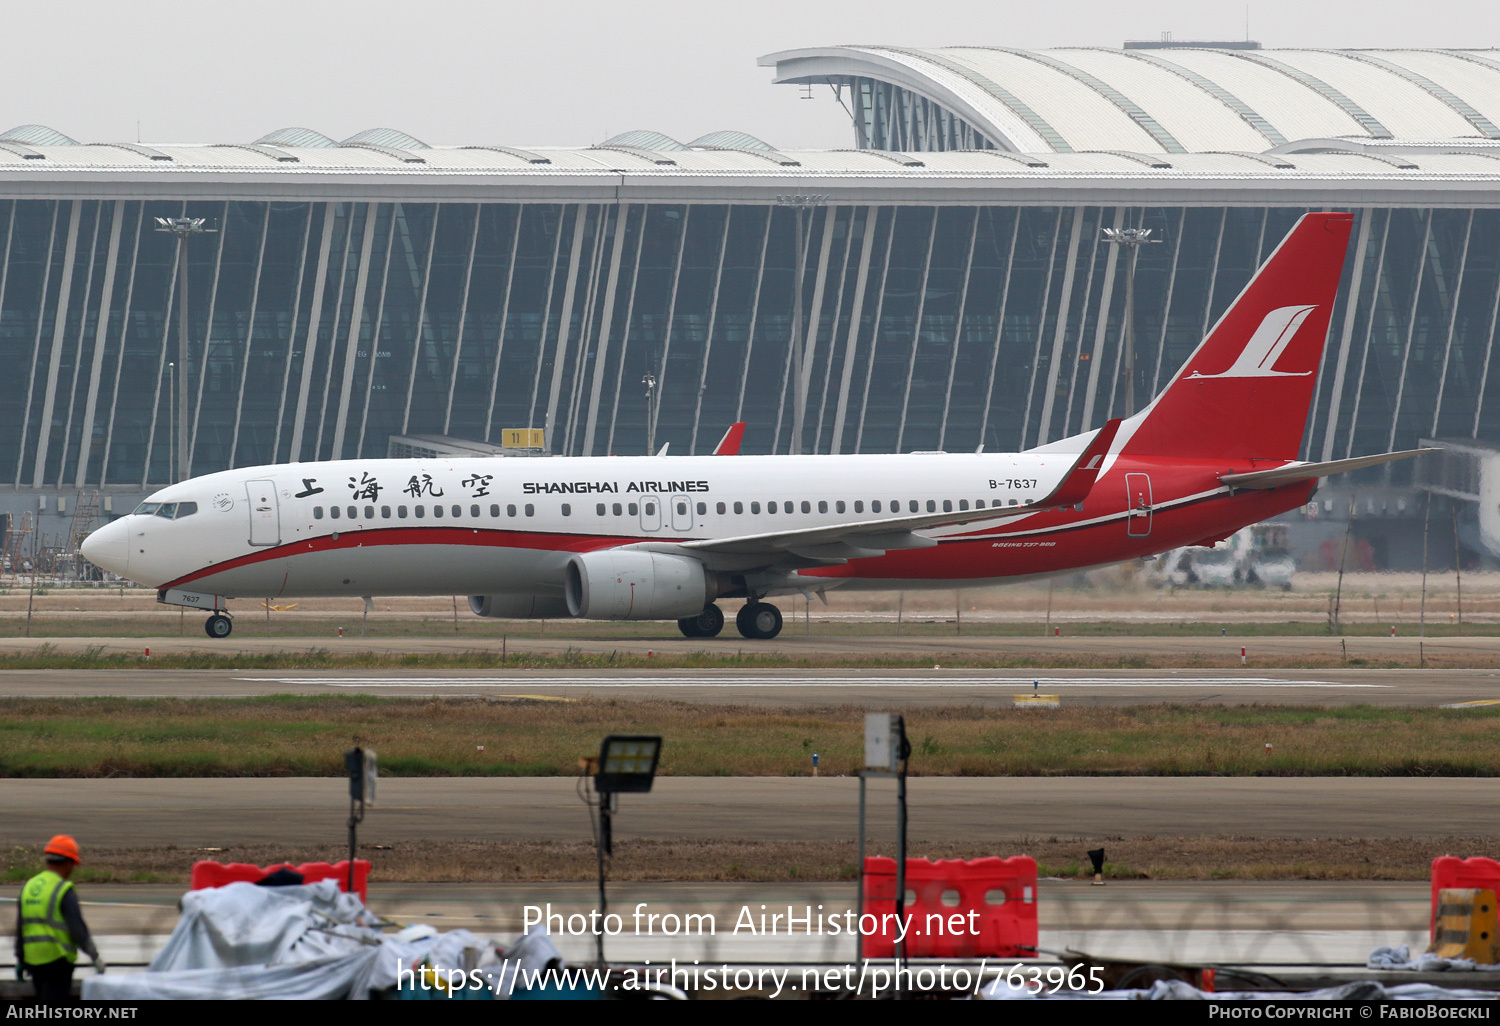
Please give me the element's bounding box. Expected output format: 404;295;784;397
80;519;129;577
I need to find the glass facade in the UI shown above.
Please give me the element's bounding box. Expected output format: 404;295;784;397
0;197;1494;488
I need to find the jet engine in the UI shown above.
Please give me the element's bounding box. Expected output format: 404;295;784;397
468;594;571;619
564;550;709;620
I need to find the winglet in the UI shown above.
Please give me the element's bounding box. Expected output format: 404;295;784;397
1038;418;1121;509
713;422;747;455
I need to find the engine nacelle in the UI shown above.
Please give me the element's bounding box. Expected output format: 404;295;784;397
564;550;709;620
468;594;571;619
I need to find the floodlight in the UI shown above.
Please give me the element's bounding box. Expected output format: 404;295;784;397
594;734;662;794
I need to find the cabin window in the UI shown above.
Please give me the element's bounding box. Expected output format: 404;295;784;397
561;504;572;516
155;503;177;519
767;502;777;514
345;505;355;519
490;505;500;517
382;506;392;518
733;501;743;514
612;503;622;516
871;500;880;513
801;501;811;514
507;504;517;517
414;505;425;518
329;506;341;520
432;504;443;518
597;503;606;516
644;502;656;516
524;504;535;517
959;499;969;511
313;507;324;520
398;505;408;519
470;505;480;518
715;502;725;515
365;505;375;519
1007;499;1018;506
697;502;707;515
942;500;951;512
909;500;919;513
834;501;843;513
818;500;828;514
854;500;864;513
750;501;760;514
449;505;459;518
175;502;198;518
628;503;638;516
676;502;687;516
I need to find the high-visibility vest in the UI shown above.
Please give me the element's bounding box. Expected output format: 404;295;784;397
19;870;76;965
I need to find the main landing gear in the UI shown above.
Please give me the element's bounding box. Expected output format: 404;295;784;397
205;613;233;639
736;601;783;640
677;603;725;638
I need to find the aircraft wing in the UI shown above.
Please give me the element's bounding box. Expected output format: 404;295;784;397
1219;447;1438;490
675;419;1120;562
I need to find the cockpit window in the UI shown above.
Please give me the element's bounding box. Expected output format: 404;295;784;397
174;502;198;518
133;502;160;516
155;503;178;519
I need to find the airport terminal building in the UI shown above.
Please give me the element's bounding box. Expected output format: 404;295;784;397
5;43;1500;569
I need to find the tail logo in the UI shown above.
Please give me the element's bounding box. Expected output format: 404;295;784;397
1187;304;1318;380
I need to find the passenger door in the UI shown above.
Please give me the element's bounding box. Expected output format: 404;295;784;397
670;493;693;532
639;494;662;532
246;480;281;546
1125;473;1152;537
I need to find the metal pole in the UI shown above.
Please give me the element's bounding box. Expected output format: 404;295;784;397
175;239;190;482
1122;246;1137;418
894;718;908;999
1454;506;1464;626
167;363;175;484
790;205;806;455
1333;496;1355;634
1420;492;1432;640
855;773;866;965
596;796;611;966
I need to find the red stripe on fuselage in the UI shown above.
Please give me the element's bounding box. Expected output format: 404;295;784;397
158;527;670;591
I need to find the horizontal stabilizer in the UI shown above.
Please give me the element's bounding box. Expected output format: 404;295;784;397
1219;448;1439;490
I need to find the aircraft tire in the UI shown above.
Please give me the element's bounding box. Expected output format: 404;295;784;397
205;614;233;639
678;603;724;639
736;601;782;640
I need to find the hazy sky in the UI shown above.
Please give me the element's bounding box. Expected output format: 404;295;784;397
11;0;1500;150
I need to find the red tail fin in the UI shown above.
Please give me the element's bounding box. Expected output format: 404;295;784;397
713;422;746;455
1118;212;1352;461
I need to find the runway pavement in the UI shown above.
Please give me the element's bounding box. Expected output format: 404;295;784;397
1;776;1495;848
2;665;1500;706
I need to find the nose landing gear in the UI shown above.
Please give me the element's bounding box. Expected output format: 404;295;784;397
735;601;783;640
205;613;233;639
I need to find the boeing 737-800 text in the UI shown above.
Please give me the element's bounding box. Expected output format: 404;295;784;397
80;212;1430;640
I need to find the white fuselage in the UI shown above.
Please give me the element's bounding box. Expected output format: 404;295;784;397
80;452;1078;601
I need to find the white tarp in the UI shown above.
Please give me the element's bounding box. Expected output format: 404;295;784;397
82;881;554;1001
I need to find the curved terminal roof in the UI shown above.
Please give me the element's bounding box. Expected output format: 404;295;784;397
760;46;1500;153
1;124;79;146
342;127;429;150
602;129;689;151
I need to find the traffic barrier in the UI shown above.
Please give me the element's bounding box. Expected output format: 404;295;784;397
861;856;1037;958
190;859;371;901
1431;888;1500;963
1431;857;1500;937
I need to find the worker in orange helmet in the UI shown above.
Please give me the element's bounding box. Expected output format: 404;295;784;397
14;836;103;1002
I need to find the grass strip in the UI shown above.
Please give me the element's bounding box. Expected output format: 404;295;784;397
2;836;1486;885
0;641;1482;671
4;695;1500;777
